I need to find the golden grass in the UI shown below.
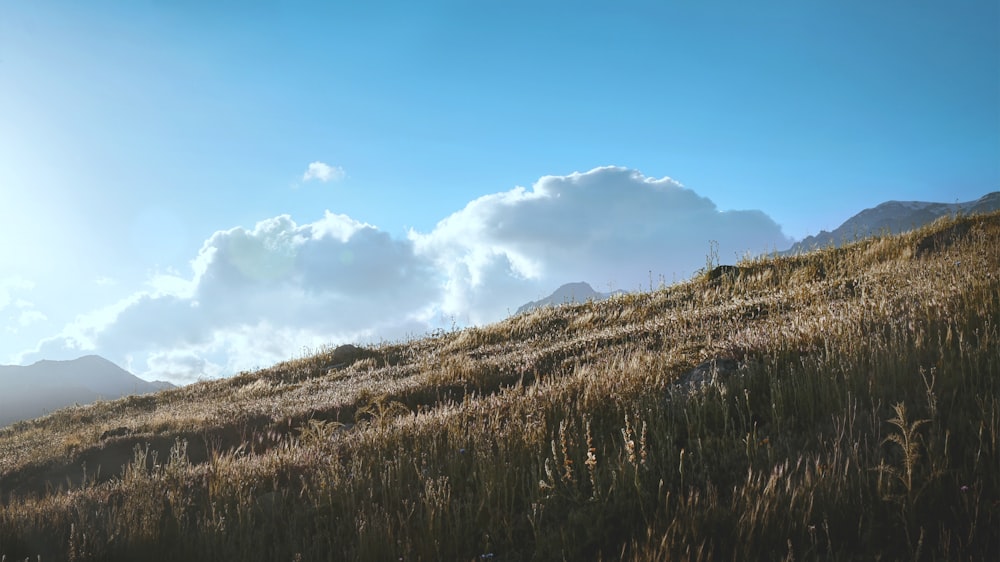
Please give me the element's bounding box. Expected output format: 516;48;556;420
1;211;998;561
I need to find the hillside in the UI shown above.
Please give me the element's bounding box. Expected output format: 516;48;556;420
0;355;175;428
1;212;998;561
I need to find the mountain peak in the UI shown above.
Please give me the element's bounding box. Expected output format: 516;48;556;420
0;355;174;428
786;191;1000;254
516;282;619;315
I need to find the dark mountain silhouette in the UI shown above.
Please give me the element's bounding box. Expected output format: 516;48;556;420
0;355;174;428
516;282;621;315
785;192;1000;254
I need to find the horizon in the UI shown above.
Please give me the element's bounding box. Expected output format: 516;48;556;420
2;0;998;384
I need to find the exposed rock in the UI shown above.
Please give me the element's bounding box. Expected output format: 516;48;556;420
325;344;375;370
706;265;741;284
670;358;741;395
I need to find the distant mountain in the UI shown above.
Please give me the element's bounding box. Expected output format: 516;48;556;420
0;355;175;428
786;192;1000;255
148;380;178;392
516;282;621;315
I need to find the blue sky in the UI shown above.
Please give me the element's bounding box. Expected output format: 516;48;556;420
1;0;998;383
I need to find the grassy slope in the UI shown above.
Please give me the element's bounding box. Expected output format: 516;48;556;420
1;212;998;561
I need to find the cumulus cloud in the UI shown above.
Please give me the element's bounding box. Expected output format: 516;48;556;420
302;161;346;183
20;212;441;382
411;166;792;322
21;167;792;384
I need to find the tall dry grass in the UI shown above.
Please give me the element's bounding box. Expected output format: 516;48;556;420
1;212;998;561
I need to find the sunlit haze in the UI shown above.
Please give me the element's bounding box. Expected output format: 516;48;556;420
2;0;998;384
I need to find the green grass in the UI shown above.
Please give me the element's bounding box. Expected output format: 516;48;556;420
1;212;998;561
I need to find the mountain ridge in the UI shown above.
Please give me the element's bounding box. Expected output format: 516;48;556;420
0;355;175;428
785;191;1000;254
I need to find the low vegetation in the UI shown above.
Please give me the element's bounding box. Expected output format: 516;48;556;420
1;212;998;561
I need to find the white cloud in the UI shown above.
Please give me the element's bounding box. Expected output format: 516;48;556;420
411;166;792;322
302;161;346;183
19;292;147;358
18;309;47;327
20;167;792;384
2;280;44;334
19;211;441;382
0;277;34;311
